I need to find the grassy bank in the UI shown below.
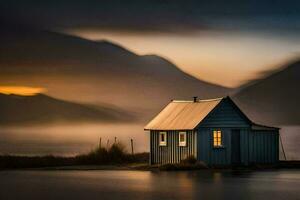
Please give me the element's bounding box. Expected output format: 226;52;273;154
0;143;149;169
1;145;299;170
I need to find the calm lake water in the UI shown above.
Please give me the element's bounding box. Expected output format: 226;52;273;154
0;170;299;200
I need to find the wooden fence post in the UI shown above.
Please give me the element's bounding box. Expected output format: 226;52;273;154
107;139;110;149
131;139;134;155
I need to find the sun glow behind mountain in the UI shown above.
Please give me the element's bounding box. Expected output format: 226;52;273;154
0;86;46;96
66;29;300;87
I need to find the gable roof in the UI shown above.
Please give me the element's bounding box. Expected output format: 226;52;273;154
144;96;279;131
144;97;223;130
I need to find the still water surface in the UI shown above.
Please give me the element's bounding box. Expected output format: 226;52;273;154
0;170;299;200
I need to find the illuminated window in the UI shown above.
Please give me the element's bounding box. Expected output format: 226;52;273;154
179;132;186;146
213;130;222;147
159;132;167;146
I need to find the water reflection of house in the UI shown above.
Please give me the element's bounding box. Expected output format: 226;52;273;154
145;96;279;166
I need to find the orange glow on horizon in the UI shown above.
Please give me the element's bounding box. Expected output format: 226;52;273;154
0;86;46;96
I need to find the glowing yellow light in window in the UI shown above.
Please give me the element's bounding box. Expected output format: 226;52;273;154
213;130;222;147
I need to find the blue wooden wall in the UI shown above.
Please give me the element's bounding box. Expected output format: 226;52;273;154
197;128;232;165
199;98;250;128
197;128;279;165
196;98;278;166
249;130;279;164
196;98;250;165
149;98;279;165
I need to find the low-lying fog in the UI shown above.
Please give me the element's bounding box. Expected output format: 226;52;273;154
0;123;298;160
279;126;300;160
0;123;148;156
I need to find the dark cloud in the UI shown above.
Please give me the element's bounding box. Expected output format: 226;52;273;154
1;0;300;33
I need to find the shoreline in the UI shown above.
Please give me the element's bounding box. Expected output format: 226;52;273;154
1;161;299;171
0;163;152;171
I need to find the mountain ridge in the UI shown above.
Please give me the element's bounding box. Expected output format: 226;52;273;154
0;26;232;120
234;58;300;126
0;93;135;125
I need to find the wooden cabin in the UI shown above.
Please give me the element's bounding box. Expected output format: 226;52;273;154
144;96;279;166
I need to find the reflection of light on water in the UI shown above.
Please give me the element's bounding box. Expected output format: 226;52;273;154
276;172;300;181
146;172;197;199
176;173;196;199
2;170;300;200
177;173;194;188
213;172;222;182
64;170;154;192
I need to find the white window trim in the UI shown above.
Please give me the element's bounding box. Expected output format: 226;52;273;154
179;132;187;147
159;132;167;146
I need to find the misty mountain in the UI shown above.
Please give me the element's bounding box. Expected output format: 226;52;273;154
0;93;134;125
234;59;300;126
0;25;231;120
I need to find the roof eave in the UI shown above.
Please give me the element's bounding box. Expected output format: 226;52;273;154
251;123;280;131
144;128;196;131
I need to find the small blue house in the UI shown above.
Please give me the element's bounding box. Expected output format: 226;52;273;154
144;96;279;166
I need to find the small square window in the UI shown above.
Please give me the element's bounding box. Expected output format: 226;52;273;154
213;130;222;147
159;132;167;146
179;132;186;146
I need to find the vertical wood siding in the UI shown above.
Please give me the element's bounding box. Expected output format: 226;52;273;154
248;130;279;164
194;99;278;166
150;130;197;164
199;99;250;128
149;98;278;166
197;128;232;165
197;128;279;166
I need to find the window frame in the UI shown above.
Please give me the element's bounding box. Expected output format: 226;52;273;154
178;131;187;147
213;130;223;148
159;132;167;146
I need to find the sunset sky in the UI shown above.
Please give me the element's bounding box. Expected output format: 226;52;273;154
0;1;299;157
1;0;300;87
67;29;300;87
0;86;46;96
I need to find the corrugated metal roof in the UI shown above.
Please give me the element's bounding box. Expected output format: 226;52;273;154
144;97;223;130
